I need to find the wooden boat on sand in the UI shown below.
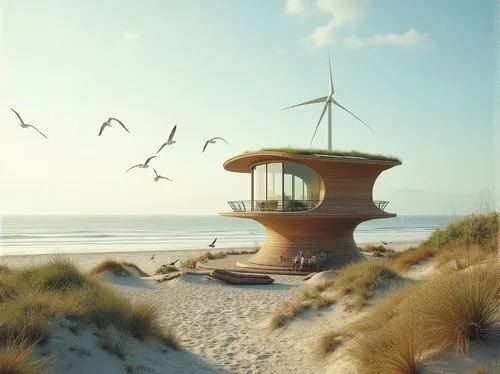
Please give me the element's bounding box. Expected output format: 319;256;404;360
209;269;275;285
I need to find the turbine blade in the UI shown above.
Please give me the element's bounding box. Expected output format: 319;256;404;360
282;96;328;110
310;99;330;146
333;100;374;132
328;53;334;95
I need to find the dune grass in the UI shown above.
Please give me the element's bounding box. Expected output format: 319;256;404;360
359;244;396;258
252;147;401;162
270;261;401;330
182;248;259;269
0;343;48;374
155;265;179;275
314;331;351;359
390;212;498;272
317;264;500;372
88;260;149;278
0;258;179;372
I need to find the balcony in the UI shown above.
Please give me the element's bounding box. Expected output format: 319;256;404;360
227;200;390;213
374;200;389;210
228;200;320;212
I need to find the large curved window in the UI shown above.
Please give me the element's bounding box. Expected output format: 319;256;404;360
251;162;321;212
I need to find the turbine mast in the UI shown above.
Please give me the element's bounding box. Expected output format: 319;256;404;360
327;102;332;150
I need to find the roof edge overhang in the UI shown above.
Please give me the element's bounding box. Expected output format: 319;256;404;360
223;151;402;173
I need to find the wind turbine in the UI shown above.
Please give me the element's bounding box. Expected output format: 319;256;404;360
282;54;374;150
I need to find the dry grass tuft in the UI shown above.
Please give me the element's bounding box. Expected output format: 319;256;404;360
360;245;396;258
334;260;401;311
390;245;436;272
182;248;259;268
0;342;47;374
0;258;179;371
435;242;498;272
331;264;500;373
88;260;148;278
315;331;350;359
401;265;500;356
348;323;424;374
155;265;179;275
271;261;400;330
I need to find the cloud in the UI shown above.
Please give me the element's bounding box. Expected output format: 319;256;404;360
344;29;428;49
286;0;428;49
123;31;140;43
285;0;310;14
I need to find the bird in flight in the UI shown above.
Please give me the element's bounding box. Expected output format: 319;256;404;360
202;137;229;152
209;237;217;248
99;117;130;136
156;125;177;154
380;240;392;246
125;156;156;172
10;108;48;139
153;168;173;182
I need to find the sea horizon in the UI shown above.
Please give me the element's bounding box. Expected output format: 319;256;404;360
0;214;462;257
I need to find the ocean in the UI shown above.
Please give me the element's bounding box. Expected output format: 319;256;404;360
0;214;461;256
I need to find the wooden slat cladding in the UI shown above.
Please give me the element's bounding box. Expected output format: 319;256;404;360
220;152;401;270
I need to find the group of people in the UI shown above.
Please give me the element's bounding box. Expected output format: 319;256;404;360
279;250;327;271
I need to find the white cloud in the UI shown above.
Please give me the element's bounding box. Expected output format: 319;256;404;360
285;0;310;14
286;0;428;49
344;29;428;49
123;31;140;43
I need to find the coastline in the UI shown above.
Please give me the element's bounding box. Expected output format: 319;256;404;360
0;241;422;274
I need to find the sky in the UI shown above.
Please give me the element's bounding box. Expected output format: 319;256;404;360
0;0;497;216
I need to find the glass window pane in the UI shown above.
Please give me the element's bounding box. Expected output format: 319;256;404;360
253;164;266;202
267;163;283;210
284;161;321;210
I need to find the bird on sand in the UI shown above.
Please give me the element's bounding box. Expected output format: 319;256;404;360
153;168;173;182
202;137;229;152
10;108;48;139
98;117;130;136
125;156;156;172
169;259;179;266
156;125;177;154
209;238;217;248
151;254;155;260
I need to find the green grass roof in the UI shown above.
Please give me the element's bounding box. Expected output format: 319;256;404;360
247;147;401;162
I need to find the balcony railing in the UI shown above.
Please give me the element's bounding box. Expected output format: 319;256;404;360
227;200;390;213
374;200;389;210
228;200;320;212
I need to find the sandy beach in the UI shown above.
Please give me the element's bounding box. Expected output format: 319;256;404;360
1;237;498;374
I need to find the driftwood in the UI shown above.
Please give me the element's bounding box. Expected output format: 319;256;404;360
212;268;274;280
209;269;275;285
156;272;181;283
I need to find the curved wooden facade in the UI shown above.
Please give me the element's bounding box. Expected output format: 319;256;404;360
220;151;401;270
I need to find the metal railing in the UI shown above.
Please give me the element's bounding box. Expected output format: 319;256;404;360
227;200;320;212
227;199;390;213
374;200;389;210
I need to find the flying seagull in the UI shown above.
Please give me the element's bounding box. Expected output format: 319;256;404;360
282;53;373;150
156;125;177;154
209;238;217;248
10;108;48;139
99;117;130;136
202;137;229;152
380;241;393;246
125;156;156;172
153;168;173;182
